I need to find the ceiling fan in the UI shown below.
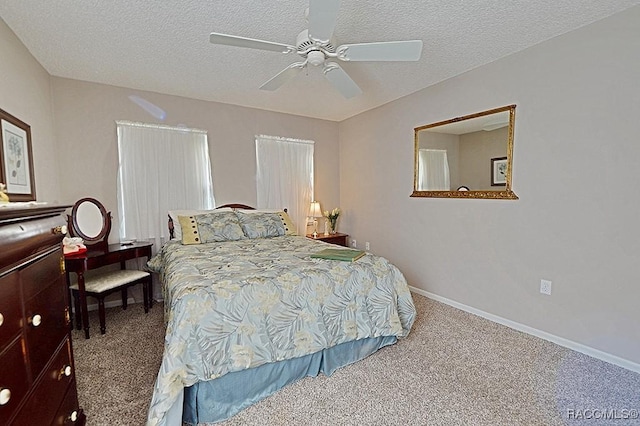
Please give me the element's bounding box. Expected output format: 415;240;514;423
209;0;423;99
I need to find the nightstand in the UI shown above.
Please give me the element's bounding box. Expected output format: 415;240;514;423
306;232;349;247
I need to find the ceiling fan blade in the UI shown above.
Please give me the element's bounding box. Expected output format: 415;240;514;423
260;62;307;91
308;0;341;44
336;40;423;61
210;32;295;54
323;62;362;99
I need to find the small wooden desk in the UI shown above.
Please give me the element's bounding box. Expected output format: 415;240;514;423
65;241;153;339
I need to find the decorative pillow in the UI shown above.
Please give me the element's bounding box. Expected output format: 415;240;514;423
236;209;298;236
168;207;232;239
178;211;245;244
277;211;297;236
235;211;288;239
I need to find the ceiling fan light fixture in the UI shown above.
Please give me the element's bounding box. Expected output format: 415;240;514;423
209;0;423;98
307;50;325;66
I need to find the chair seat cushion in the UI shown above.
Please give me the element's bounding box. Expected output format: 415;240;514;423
69;269;150;294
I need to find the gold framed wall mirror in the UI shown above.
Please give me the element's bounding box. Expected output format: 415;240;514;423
411;104;518;200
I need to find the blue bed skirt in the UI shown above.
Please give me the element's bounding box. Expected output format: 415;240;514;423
183;335;398;424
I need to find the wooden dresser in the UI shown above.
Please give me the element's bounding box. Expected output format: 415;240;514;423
0;205;86;425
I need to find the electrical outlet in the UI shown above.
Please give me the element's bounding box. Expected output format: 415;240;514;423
351;239;357;248
365;242;370;251
540;279;552;295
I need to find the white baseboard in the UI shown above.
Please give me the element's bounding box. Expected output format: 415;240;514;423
409;286;640;374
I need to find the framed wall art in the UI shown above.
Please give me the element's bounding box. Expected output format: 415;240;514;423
491;156;507;186
0;108;36;201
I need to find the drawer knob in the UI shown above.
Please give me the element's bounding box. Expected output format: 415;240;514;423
30;314;42;327
59;365;72;380
0;312;3;327
0;388;10;405
69;410;78;422
52;225;68;235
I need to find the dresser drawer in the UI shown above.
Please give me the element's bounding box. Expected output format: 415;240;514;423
11;338;74;426
0;338;29;425
21;250;63;302
24;273;68;379
51;381;83;426
0;213;65;274
0;271;21;350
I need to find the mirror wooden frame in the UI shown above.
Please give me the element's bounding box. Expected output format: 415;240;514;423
67;197;112;250
411;105;518;200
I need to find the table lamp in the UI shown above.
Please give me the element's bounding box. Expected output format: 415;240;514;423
308;201;322;238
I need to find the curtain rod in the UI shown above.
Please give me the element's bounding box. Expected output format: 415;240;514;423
256;134;315;145
116;120;207;134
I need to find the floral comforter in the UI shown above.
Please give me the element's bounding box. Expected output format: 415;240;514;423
146;235;416;426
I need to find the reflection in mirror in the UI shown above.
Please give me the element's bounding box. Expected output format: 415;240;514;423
411;105;518;199
76;202;104;238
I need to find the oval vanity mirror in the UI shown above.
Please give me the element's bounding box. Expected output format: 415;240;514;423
411;105;518;199
68;198;112;249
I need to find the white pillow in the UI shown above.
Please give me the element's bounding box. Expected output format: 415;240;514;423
168;207;233;239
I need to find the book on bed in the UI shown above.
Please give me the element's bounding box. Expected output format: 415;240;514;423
310;248;365;262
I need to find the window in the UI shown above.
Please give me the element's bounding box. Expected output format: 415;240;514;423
418;149;450;190
116;121;215;250
255;135;314;235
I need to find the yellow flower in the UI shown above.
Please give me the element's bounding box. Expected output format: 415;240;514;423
323;207;341;220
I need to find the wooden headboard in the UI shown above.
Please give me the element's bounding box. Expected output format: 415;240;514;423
216;203;256;210
168;204;256;240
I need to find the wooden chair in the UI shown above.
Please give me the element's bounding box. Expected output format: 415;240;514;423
69;267;151;335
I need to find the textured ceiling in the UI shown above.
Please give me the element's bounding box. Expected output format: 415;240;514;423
1;0;639;121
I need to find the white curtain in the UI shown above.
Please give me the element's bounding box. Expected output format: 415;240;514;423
116;121;215;253
418;149;450;190
255;135;314;235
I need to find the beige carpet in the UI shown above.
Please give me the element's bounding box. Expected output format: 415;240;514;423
72;294;640;426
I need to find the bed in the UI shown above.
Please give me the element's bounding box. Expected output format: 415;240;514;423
146;205;416;425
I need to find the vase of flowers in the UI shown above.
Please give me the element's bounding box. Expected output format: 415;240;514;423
324;208;340;234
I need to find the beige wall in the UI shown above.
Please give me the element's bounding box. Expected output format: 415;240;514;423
339;7;640;366
0;19;61;201
50;78;340;241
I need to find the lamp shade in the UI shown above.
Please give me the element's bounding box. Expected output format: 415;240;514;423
308;201;322;218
